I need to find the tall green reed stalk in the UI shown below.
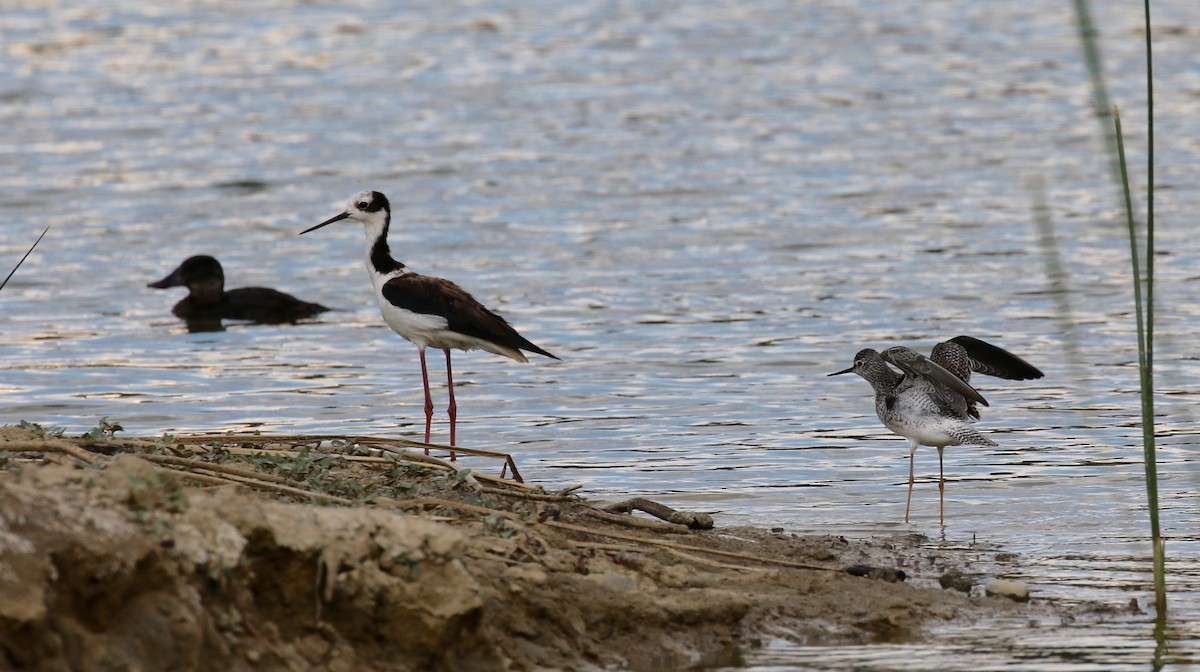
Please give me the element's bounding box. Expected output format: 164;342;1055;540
1114;107;1165;618
1071;0;1166;618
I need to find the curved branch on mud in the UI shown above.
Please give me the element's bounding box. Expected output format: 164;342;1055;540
603;497;714;530
581;507;693;534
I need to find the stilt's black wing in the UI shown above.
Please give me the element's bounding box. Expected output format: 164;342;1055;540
948;336;1044;380
382;274;558;360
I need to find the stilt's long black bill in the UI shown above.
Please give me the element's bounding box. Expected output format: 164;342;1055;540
0;225;50;293
828;367;854;377
300;211;350;235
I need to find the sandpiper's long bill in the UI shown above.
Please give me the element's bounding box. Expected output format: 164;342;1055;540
830;335;1043;524
302;190;558;456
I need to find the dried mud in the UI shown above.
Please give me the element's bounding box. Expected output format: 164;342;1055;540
0;425;1032;671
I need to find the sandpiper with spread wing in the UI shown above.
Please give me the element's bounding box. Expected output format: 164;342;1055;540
830;335;1043;524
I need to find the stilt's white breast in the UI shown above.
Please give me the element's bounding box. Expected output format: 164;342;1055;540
368;269;446;349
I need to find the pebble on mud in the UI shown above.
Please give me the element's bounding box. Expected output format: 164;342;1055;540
985;579;1030;602
938;569;974;593
846;565;906;583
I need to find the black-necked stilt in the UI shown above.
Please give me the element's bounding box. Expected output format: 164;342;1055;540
829;335;1043;524
149;255;330;330
301;190;558;452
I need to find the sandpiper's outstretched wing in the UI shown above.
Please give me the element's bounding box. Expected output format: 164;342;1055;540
947;335;1044;380
881;346;989;411
930;340;972;383
929;340;983;419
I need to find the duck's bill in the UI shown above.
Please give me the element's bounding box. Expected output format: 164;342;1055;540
300;211;350;235
148;266;184;289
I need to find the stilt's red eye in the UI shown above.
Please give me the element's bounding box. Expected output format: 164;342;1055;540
357;202;368;210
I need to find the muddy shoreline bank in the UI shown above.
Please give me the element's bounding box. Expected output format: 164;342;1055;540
0;425;1040;671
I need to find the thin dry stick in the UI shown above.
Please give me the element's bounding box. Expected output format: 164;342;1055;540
363;440;525;483
569;541;648;553
184;443;535;500
80;437;173;450
183;438;534;490
219;445;528;489
0;225;50;293
157;468;242;488
137;453;292;485
227;476;353;505
1;440;96;465
479;486;578;501
173;434;526;483
543;520;839;573
399;496;524;522
219;446;393;464
223;568;304;672
153;463;353;505
466;471;534;489
215;445;457;475
389;450;480;489
665;547;771;572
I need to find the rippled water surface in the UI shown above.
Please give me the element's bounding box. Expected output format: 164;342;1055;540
2;0;1198;668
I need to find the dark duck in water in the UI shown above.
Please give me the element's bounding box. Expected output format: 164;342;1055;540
149;255;329;329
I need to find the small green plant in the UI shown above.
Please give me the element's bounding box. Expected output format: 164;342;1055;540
483;512;518;538
206;444;233;463
83;417;124;441
15;420;65;438
125;471;188;515
215;604;245;635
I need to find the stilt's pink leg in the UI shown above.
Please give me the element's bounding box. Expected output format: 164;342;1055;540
445;349;457;461
419;347;434;454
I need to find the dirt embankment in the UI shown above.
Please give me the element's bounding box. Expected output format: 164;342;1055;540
0;425;1028;671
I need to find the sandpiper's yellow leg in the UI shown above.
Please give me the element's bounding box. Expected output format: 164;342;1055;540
905;440;918;523
938;446;946;526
